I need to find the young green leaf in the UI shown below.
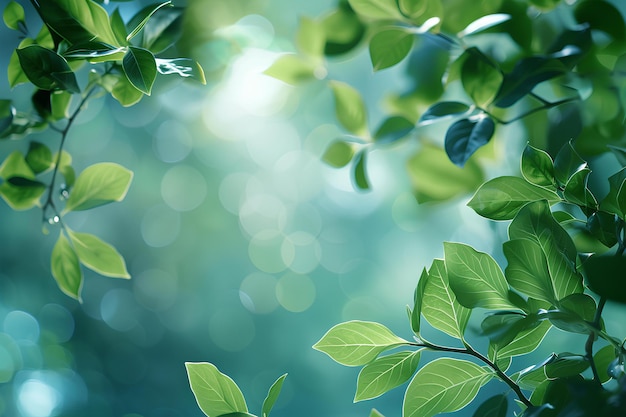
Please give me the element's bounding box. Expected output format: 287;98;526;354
126;1;172;42
0;150;44;210
156;58;206;84
509;201;583;301
594;345;617;384
348;0;404;20
67;230;130;279
122;46;157;95
322;140;355;168
111;8;128;45
468;176;561;221
544;354;589;378
403;358;493;417
472;394;508;417
418;102;471;126
355;350;421;402
600;167;626;218
503;239;556;304
373;115;414;144
51;91;72;120
263;54;319;85
369;409;385;417
369;28;414;71
25;141;53;174
521;144;555;187
461;48;503;107
410;268;429;334
421;259;471;339
444;116;495;167
261;373;287;417
321;4;366;56
313;320;408;366
563;168;598;211
64;162;133;212
51;233;83;300
3;1;25;31
16;45;80;93
352;150;370;190
185;362;248;417
553;141;587;187
444;242;517;310
330;81;368;136
112;74;144;107
296;16;325;57
497;320;551;359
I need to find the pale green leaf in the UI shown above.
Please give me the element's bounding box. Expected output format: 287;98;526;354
352;150;370;190
262;374;287;417
3;1;25;31
330;81;368;136
355;350;421;401
468;176;561;221
51;233;83;300
444;242;517;310
111;73;144;107
263;54;319;85
421;259;471;339
64;162;133;212
185;362;248;417
348;0;404;20
67;230;130;279
322;140;355;168
404;358;493;417
369;28;414;71
25;141;53;174
313;321;407;366
370;409;385;417
296;16;325;57
122;46;157;95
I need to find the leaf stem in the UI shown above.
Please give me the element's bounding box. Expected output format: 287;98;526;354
410;340;533;407
487;96;579;125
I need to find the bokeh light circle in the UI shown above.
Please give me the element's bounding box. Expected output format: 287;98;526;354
275;272;316;312
161;165;207;212
140;204;181;248
153;119;193;163
239;272;279;314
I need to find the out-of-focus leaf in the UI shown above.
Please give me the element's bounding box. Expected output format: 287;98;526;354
444;115;495;167
263;54;319;85
0;100;15;135
373;116;413;143
369;28;414;71
25;141;53;174
297;16;325;57
51;233;83;300
352;150;370;190
418;102;470;126
0;151;44;210
330;81;368;136
16;45;80;93
322;140;355;168
3;1;25;31
348;0;404;21
64;162;133;212
321;3;366;56
458;14;511;37
574;0;625;42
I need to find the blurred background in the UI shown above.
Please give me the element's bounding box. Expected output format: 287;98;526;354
1;1;625;416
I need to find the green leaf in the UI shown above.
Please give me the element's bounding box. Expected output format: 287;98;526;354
373;116;414;144
322;140;355;168
497;320;551;358
563;168;597;211
587;211;619;248
600;168;626;218
313;320;408;366
509;201;583;300
574;0;625;42
0;100;14;135
0;151;44;210
156;58;206;84
444;242;517;310
185;362;248;417
584;255;626;304
51;233;83;300
138;5;183;54
410;268;429;334
404;358;493;417
51;91;72;120
330;81;368;136
216;413;256;417
472;394;508;417
369;409;385;417
8;40;32;88
126;1;172;42
111;73;144;107
418;102;471;126
263;54;319;85
110;8;127;45
67;230;130;279
352;150;370;191
16;45;80;93
594;345;616;384
355;350;421;402
348;0;404;20
64;162;133;212
122;46;157;95
421;259;471;339
261;374;287;417
369;28;414;71
25;141;53;174
407;144;484;203
554;141;587;187
55;150;75;188
521;144;555;188
321;3;366;56
504;239;556;304
481;313;539;349
398;0;427;18
444;116;495;167
461;48;503;107
468;176;561;221
458;14;511;37
545;354;589;378
32;0;119;46
296;16;325;57
3;1;24;31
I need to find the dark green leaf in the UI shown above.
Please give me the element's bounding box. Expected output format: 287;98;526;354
51;232;83;300
25;141;53;174
545;354;589;378
594;345;616;384
554;141;587;187
321;3;365;56
322;140;355;168
355;350;421;401
461;48;502;107
64;162;133;212
481;313;538;349
458;14;511;37
542;310;591;334
472;394;508;417
16;45;80;93
373;116;413;144
352;150;370;190
444;242;517;310
313;321;408;366
584;255;626;304
130;4;182;53
330;81;368;136
0;151;44;210
261;373;287;417
600;168;626;218
403;358;493;417
122;46;157;95
32;89;52;120
574;0;625;42
156;58;206;84
67;229;130;279
418;102;470;126
410;268;428;334
444;116;495;167
0;100;15;135
3;1;25;31
563;168;598;211
407;144;484;203
126;1;172;41
468;176;561;221
369;28;414;71
521;144;555;188
7;176;45;188
588;211;619;248
185;362;248;417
